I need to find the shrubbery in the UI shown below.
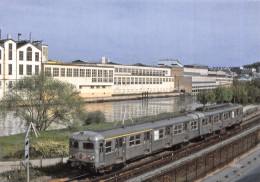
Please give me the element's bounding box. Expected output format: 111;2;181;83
84;110;106;125
4;140;68;159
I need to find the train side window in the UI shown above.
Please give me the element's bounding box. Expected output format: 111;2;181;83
174;124;182;134
99;143;104;153
238;109;242;116
219;114;223;121
210;116;213;123
214;115;219;123
129;136;135;146
115;139;118;148
184;123;188;130
105;141;112;153
191;121;197;130
165;127;171;135
202;119;208;126
159;129;164;139
119;138;123;147
74;141;78;149
135;135;141;145
144;132;150;141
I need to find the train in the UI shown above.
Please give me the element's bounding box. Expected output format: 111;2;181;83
68;103;243;172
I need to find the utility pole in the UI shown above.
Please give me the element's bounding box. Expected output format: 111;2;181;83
25;122;40;182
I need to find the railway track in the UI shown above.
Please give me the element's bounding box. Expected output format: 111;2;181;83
60;112;260;182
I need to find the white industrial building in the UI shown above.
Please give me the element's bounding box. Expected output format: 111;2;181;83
0;32;48;98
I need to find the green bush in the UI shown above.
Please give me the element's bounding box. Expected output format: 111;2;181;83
84;110;106;125
4;140;69;159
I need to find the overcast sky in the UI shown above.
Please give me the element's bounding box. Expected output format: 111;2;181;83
1;0;260;67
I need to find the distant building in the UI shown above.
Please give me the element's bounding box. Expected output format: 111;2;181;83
171;65;233;94
43;59;174;98
0;31;48;98
158;59;183;67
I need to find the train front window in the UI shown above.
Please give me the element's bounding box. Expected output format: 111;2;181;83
74;141;78;148
83;142;94;150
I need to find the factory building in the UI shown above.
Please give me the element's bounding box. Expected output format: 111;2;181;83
0;31;47;98
172;65;233;94
44;60;175;98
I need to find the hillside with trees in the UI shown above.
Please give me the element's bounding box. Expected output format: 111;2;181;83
196;79;260;106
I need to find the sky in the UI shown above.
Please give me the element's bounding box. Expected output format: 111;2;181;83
0;0;260;67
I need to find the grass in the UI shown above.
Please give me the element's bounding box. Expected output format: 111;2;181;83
0;111;180;162
1;162;69;182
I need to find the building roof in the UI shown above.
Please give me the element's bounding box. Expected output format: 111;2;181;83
184;64;209;69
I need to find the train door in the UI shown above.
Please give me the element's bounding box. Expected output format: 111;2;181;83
99;143;104;163
144;131;151;154
115;137;125;162
183;122;189;141
165;126;172;147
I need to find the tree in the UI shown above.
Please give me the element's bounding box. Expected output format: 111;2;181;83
215;86;232;104
0;73;88;131
196;89;215;106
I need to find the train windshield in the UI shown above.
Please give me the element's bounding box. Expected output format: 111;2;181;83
83;142;94;150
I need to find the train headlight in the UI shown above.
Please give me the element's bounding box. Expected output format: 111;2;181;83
90;156;95;160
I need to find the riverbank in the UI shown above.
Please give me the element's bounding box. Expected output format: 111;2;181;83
83;92;181;103
0;111;180;162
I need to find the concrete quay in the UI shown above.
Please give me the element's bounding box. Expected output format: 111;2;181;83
83;92;180;103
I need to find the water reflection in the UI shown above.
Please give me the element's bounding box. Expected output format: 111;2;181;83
0;96;200;136
85;96;200;123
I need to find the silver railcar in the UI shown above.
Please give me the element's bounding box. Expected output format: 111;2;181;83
68;103;243;172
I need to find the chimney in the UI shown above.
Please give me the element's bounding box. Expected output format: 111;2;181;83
7;34;11;40
30;32;32;43
18;33;21;41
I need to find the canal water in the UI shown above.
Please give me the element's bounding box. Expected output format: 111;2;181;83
0;96;200;137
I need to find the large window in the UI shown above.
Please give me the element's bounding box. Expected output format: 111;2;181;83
66;68;72;77
35;52;39;61
35;65;39;75
80;69;85;77
73;68;78;77
92;69;97;77
19;65;23;75
26;65;32;75
45;67;51;76
53;68;59;77
86;69;91;77
8;43;12;60
8;64;12;75
26;47;32;61
19;51;23;61
61;68;65;77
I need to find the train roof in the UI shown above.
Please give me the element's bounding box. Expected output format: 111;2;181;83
70;103;242;141
98;114;196;140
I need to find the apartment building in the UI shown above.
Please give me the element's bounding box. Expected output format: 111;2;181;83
0;33;47;98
